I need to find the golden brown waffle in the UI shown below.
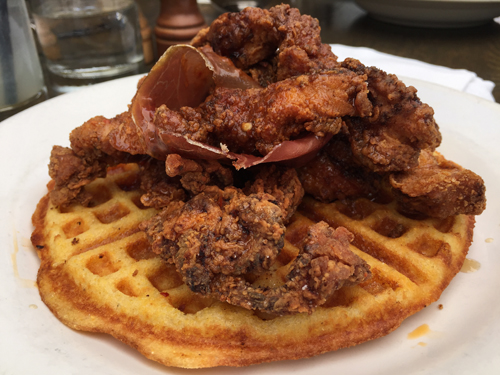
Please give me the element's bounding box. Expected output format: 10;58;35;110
31;163;475;369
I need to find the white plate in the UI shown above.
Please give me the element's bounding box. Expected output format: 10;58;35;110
354;0;500;28
1;75;499;374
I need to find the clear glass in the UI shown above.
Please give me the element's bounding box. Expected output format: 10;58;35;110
0;0;46;114
30;0;145;80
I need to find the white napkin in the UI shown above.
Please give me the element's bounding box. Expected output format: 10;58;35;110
331;44;495;102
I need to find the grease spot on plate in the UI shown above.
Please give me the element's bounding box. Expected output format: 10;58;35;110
461;258;481;273
408;324;431;339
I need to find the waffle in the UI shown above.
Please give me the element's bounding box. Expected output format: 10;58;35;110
31;163;475;368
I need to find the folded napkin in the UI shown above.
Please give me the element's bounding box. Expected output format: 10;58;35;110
331;44;495;102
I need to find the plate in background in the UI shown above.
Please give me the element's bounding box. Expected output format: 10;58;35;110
354;0;500;28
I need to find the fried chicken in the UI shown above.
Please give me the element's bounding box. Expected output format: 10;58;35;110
49;6;439;206
298;137;486;219
194;8;441;170
137;158;186;209
141;165;289;300
165;154;303;220
165;153;234;195
341;58;442;172
244;165;304;222
49;113;145;207
48;145;108;207
148;187;285;285
390;150;486;218
49;67;371;207
191;4;339;83
142;158;369;314
297;133;382;202
45;4;486;317
208;223;370;315
154;69;372;155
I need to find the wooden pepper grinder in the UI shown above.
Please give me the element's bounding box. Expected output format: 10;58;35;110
155;0;207;56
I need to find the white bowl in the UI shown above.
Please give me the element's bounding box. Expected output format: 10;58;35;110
354;0;500;28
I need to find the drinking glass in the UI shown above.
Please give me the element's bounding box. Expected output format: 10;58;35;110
30;0;145;93
0;0;46;120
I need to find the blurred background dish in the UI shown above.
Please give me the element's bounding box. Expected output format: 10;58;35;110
210;0;273;12
354;0;500;28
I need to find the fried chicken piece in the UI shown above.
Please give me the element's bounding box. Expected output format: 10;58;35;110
297;133;381;202
165;154;234;195
389;150;486;218
138;158;186;209
143;186;286;289
191;4;339;82
48;145;107;207
192;6;278;69
165;154;303;222
155;69;372;155
298;150;377;202
142;183;370;315
341;58;442;172
49;113;146;207
299;136;486;219
203;222;370;315
275;17;338;78
140;199;186;260
244;165;304;223
247;60;277;87
70;112;145;159
270;5;340;81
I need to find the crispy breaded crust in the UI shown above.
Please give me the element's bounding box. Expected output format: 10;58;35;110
31;164;475;368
